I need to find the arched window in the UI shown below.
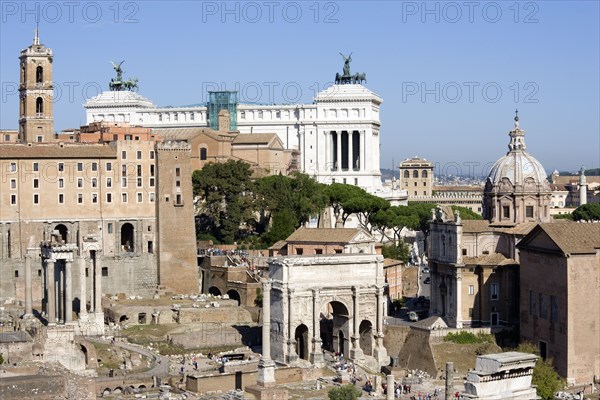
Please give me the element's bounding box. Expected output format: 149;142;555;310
36;66;43;83
422;170;428;178
36;97;43;114
413;170;418;178
200;147;207;161
403;170;409;178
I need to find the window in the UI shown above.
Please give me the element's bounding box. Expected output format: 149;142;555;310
403;170;409;178
122;165;127;177
122;193;128;202
91;178;98;188
58;162;64;172
190;113;195;121
77;162;83;172
149;192;155;202
149;178;155;187
92;193;98;203
10;162;16;172
150;165;155;176
150;150;155;159
526;206;534;218
200;147;207;160
137;150;142;160
122;150;127;159
91;162;97;171
491;283;499;300
175;167;180;177
539;293;547;319
176;180;180;187
137;192;143;203
468;285;474;295
33;162;39;172
10;179;16;189
315;249;323;254
33;178;39;189
355;178;358;186
137;177;142;187
423;191;426;195
175;194;182;205
102;267;108;277
137;165;142;176
106;193;112;203
503;206;510;218
335;249;343;254
10;194;16;204
58;178;64;188
77;177;83;188
36;66;43;83
413;170;418;178
414;182;417;186
106;177;112;188
258;110;263;119
36;97;43;114
462;248;467;255
550;295;558;322
77;193;83;204
122;177;127;188
296;248;304;255
58;193;64;204
107;223;113;234
240;111;246;119
158;114;163;122
422;170;428;178
33;194;39;204
174;113;178;121
106;162;112;171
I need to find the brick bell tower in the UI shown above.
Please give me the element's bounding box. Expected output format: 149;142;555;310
19;25;54;143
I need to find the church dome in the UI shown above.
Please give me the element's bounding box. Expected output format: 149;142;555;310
487;112;549;188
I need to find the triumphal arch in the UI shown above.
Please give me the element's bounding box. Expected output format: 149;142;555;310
267;254;388;368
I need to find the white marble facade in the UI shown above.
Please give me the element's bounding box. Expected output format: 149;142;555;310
266;254;388;368
84;84;383;193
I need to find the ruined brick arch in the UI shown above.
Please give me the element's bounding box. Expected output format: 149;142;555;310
102;388;112;396
113;386;123;394
226;289;241;305
208;286;222;296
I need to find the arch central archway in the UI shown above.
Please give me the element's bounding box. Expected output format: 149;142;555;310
54;224;68;242
319;300;350;356
121;223;134;252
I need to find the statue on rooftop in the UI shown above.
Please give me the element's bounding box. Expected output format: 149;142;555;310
109;60;138;92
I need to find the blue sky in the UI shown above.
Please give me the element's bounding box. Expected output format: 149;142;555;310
1;1;598;175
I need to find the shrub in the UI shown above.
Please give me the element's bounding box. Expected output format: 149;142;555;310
328;384;362;400
444;331;494;344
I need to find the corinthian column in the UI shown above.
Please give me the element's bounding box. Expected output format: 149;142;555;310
94;252;102;314
350;285;364;360
65;261;72;323
78;256;88;317
373;285;388;366
23;253;33;318
310;289;324;366
286;288;297;363
257;278;275;387
47;259;56;324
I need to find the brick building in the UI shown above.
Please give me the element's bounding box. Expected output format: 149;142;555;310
517;223;600;385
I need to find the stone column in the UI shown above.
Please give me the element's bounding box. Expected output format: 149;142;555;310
65;261;72;323
78;256;88;317
336;131;342;171
455;273;463;328
46;259;56;324
348;131;354;171
257;279;275;387
310;288;324;366
350;286;364;360
373;285;388;366
94;253;102;314
445;362;454;400
361;130;366;171
23;253;33;317
286;288;297;363
386;375;394;400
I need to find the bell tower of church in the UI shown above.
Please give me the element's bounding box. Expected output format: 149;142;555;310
19;26;54;143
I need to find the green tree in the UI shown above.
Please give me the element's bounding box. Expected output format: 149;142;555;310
572;203;600;222
552;213;573;220
0;352;4;365
451;205;483;220
382;241;411;263
262;207;298;246
192;160;256;243
323;183;368;226
343;191;390;233
328;384;362;400
516;342;565;400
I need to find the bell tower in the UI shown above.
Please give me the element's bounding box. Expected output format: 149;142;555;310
19;26;54;143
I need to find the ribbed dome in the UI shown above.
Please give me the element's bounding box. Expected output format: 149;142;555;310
488;151;548;186
487;113;549;188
